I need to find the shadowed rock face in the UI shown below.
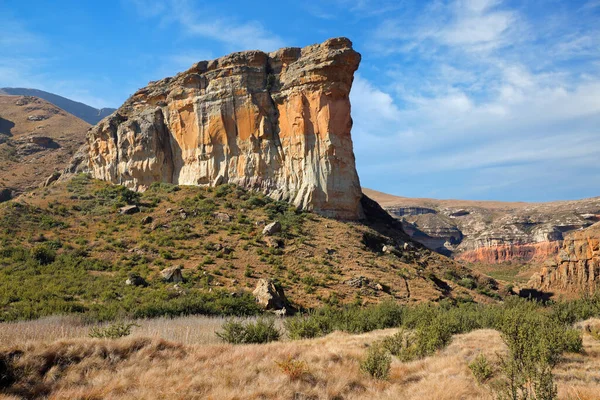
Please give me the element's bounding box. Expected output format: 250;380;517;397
529;223;600;294
80;38;363;219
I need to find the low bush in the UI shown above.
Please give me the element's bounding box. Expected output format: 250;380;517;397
89;321;139;339
217;318;281;344
276;356;310;381
360;344;391;380
469;354;494;384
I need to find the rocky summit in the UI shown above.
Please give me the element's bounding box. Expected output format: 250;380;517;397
74;38;363;219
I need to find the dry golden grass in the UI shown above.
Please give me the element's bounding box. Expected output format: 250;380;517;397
2;321;599;400
0;315;233;346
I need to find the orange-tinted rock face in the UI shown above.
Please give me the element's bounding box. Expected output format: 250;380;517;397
457;242;563;264
82;38;363;219
529;224;600;294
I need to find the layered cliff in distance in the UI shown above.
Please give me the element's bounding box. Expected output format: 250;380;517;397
529;223;600;294
363;188;600;264
0;95;90;200
74;38;363;219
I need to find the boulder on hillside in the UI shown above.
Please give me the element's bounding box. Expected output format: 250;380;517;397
262;221;281;236
161;266;183;283
213;212;231;223
252;278;288;311
119;205;139;215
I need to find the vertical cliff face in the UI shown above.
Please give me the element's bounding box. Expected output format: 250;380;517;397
529;223;600;294
84;38;363;219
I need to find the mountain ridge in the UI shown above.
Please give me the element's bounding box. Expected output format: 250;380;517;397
0;88;116;125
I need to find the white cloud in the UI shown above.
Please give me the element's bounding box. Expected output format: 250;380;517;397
128;0;285;52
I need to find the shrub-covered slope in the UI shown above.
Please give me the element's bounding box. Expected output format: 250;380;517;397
0;175;498;321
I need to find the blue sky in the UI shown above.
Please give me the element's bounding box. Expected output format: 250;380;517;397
2;0;600;202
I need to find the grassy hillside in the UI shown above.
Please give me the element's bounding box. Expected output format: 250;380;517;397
0;175;498;322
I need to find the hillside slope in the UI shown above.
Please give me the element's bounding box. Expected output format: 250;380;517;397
0;88;115;125
0;176;498;322
363;188;600;266
0;95;89;200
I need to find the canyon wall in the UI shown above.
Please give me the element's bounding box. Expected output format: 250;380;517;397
529;223;600;294
363;188;600;264
78;38;363;219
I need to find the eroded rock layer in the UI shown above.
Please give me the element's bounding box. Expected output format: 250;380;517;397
82;38;363;219
529;223;600;294
363;188;600;263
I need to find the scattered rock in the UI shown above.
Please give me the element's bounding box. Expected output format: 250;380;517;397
125;274;147;287
345;276;388;292
141;215;153;225
263;221;282;236
264;237;283;248
252;278;288;310
27;115;49;122
345;276;370;288
214;212;231;223
119;205;139;215
165;208;173;214
160;266;183;283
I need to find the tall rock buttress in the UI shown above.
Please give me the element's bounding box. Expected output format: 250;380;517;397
528;223;600;294
81;38;363;219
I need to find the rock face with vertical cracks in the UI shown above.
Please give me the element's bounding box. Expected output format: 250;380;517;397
529;223;600;294
82;38;363;219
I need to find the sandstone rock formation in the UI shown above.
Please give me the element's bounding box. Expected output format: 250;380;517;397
79;38;363;219
529;223;600;294
364;188;600;264
252;278;289;311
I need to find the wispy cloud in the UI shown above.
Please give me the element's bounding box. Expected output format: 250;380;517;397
128;0;285;51
351;0;600;200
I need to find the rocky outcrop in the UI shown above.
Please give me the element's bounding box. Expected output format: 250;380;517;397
529;224;600;294
364;188;600;264
78;38;363;219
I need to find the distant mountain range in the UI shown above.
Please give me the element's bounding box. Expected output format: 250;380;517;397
0;88;115;125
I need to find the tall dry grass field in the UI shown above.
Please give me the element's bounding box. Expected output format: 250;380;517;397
1;322;599;399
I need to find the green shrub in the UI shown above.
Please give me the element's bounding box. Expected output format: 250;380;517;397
31;244;56;265
380;329;419;362
285;313;332;339
469;354;494;383
217;318;281;344
360;344;391;380
89;321;138;339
